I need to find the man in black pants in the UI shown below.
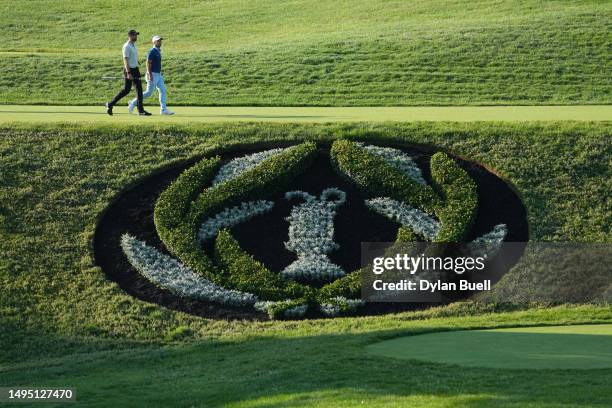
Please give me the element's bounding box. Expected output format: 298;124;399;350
105;29;151;116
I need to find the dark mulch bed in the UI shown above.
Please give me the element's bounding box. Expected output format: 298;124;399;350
93;141;528;320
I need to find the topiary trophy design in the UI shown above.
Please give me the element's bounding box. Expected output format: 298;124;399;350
120;140;508;319
282;188;346;282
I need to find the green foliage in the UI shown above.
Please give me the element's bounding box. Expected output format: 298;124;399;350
330;139;440;213
153;156;221;279
319;228;420;301
164;325;194;342
331;140;478;243
182;142;316;284
188;142;317;224
266;299;310;320
154;156;221;233
430;152;478;242
214;229;309;300
318;270;362;301
151;141;316;287
1;116;611;403
0;121;610;340
396;226;419;243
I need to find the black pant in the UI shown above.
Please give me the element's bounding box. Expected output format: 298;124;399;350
108;67;144;112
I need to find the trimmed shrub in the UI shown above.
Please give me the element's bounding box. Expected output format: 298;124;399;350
468;223;508;258
121;234;256;306
153;156;221;279
212;147;289;186
330;139;440;214
430;152;478;242
144;141;486;319
319;297;365;317
154;142;317;285
214;229;311;301
396;226;419;243
318;269;362;300
154;156;221;234
189;142;317;225
361;144;427;185
255;299;310;320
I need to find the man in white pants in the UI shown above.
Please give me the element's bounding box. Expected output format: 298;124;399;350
129;35;174;115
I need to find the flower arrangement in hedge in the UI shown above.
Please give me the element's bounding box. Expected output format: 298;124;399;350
121;234;255;306
364;197;440;241
120;140;508;319
198;200;274;242
282;188;347;282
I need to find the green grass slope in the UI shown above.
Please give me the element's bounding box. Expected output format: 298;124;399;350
1;0;610;106
0;121;609;341
0;121;611;405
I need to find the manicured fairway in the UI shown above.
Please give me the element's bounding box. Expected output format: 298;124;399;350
366;324;612;369
0;105;610;124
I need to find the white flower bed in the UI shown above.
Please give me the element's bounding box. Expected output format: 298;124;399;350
319;297;365;317
365;197;440;241
198;200;274;242
282;255;345;281
468;223;508;258
282;188;346;281
361;144;427;185
121;234;256;306
212;147;289;185
254;300;309;318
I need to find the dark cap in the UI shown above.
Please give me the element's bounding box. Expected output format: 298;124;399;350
128;29;139;35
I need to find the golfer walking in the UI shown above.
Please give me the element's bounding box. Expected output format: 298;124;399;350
129;35;174;115
105;29;151;116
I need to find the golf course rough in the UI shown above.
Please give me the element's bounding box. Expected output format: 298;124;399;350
366;324;612;370
113;140;524;319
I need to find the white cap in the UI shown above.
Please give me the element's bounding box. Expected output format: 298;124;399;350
152;35;163;42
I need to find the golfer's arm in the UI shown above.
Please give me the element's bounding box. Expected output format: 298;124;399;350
123;57;131;73
147;59;153;76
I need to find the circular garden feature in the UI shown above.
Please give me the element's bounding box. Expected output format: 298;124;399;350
94;140;528;320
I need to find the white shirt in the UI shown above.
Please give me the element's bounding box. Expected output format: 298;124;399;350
122;41;139;68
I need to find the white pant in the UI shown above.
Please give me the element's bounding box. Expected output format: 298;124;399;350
131;72;167;110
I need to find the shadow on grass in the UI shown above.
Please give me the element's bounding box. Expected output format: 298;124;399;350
2;325;611;407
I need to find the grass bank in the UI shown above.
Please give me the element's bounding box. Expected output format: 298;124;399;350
1;0;610;106
0;121;609;340
1;120;610;405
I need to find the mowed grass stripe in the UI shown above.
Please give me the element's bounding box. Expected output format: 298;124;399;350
0;1;609;106
0;105;610;123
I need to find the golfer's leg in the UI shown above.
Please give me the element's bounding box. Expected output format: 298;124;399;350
130;77;154;107
157;74;168;111
109;78;132;107
142;77;156;99
134;77;144;112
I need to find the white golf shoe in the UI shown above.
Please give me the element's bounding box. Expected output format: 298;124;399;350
128;100;136;114
161;109;175;115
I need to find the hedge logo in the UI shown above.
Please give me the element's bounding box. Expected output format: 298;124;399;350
106;140;527;319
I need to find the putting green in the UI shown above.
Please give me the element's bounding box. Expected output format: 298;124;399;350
0;105;610;124
366;324;612;369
